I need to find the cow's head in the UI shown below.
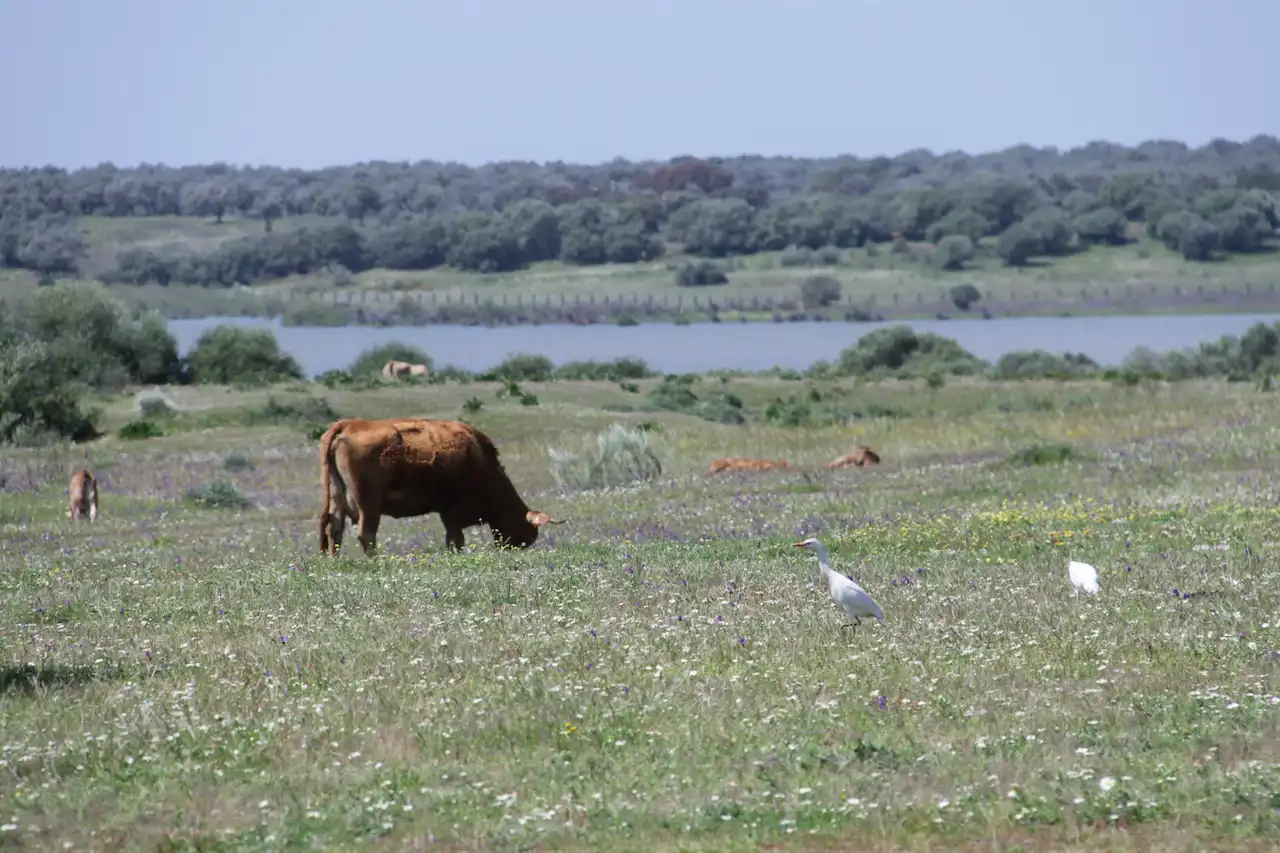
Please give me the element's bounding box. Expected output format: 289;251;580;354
492;509;567;549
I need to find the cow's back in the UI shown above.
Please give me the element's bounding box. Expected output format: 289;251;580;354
335;418;506;520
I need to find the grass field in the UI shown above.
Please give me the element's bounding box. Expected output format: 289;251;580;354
11;214;1280;325
2;375;1280;850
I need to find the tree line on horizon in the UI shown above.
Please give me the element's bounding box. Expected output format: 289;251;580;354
1;135;1279;287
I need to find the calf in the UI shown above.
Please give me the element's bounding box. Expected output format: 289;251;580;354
67;469;99;521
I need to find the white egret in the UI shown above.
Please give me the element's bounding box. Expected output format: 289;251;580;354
1067;560;1101;597
794;537;885;628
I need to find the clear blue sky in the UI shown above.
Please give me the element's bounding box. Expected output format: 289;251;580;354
1;0;1274;170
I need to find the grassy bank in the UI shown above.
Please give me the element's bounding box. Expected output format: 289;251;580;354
2;373;1279;850
5;213;1280;326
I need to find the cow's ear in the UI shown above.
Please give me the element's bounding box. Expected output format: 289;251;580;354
527;510;565;526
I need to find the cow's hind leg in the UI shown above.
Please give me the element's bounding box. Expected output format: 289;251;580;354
321;509;348;555
356;508;382;557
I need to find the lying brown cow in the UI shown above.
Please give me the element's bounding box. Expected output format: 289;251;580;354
828;446;881;469
381;361;430;380
705;457;793;475
67;468;99;521
318;417;565;556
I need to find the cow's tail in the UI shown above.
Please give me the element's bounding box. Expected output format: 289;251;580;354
318;421;346;554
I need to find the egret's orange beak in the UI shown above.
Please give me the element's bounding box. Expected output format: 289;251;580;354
792;541;807;548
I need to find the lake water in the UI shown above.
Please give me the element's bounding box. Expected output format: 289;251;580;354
167;313;1280;376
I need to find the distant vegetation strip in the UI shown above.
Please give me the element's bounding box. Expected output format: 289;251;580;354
98;276;1280;327
4;281;1280;448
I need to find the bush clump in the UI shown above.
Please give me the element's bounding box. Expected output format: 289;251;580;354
184;479;252;510
1006;442;1081;467
185;325;304;386
799;275;842;309
1117;321;1280;381
14;281;184;389
133;388;181;418
548;423;664;491
223;452;255;472
991;350;1100;380
643;375;745;424
0;329;100;446
554;357;654;381
117;419;164;440
483;353;555;382
238;395;339;431
837;325;988;379
347;342;434;377
675;260;729;287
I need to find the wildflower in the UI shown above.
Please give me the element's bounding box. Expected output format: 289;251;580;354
1099;777;1116;792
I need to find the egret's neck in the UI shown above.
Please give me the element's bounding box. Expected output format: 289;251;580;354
812;546;833;573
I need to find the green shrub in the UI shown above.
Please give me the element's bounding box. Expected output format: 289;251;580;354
992;350;1100;380
117;419;164;440
185;325;304;386
184;479;251;510
347;342;434;377
223;452;255;472
238;395;338;430
13;282;183;389
432;365;475;384
484;354;555;382
935;236;976;272
675;260;729;287
799;275;841;309
1006;442;1081;467
949;282;982;310
133;388;181;419
837;325;988;378
548;423;664;490
1119;321;1280;380
643;376;745;424
0;330;100;445
554;357;654;381
316;369;380;390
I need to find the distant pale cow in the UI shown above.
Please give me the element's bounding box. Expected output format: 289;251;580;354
67;469;99;522
705;457;793;476
381;361;411;380
828;446;881;469
381;361;430;381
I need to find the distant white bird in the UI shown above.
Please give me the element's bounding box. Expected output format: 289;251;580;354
1068;560;1101;597
794;537;885;628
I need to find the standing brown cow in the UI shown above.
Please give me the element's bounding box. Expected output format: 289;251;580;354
318;417;565;556
67;469;99;521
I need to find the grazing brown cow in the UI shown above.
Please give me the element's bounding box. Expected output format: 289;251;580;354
318;417;565;556
705;457;793;475
67;469;98;522
828;446;881;469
